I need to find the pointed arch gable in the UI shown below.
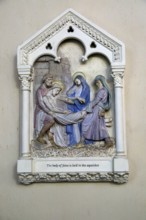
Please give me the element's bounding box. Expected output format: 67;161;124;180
17;9;125;69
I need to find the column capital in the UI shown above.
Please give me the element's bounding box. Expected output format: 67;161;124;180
18;66;33;91
19;75;32;91
111;71;124;88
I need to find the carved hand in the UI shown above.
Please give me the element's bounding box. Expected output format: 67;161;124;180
78;97;85;103
64;110;71;114
99;110;105;117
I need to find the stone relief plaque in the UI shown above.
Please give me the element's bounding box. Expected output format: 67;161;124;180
17;9;129;184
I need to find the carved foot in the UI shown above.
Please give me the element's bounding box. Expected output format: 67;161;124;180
36;137;47;145
105;140;114;148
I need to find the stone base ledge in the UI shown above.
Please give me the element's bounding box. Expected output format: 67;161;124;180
17;157;129;184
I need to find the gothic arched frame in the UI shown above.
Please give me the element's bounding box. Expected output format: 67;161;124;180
17;9;129;184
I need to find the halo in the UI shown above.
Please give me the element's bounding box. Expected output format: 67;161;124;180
72;71;86;80
52;81;65;91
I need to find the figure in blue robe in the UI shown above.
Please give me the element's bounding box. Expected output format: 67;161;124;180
66;74;90;146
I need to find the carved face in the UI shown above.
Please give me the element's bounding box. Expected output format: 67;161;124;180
52;87;61;96
45;78;53;87
74;78;81;86
95;80;102;88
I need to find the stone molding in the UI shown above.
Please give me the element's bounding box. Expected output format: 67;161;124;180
17;9;125;67
18;172;129;185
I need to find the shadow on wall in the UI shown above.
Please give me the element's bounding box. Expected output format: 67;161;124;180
13;163;19;185
14;55;19;89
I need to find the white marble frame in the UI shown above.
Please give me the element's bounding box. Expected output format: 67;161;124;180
17;9;129;184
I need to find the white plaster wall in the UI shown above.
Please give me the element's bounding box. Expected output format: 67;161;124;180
0;0;146;219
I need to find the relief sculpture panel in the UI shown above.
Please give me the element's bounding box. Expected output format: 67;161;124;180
32;46;115;158
17;9;129;184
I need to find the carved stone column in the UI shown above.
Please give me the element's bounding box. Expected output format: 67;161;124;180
111;68;126;156
18;68;32;158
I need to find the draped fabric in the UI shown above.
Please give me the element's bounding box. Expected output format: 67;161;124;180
82;88;110;141
67;75;90;112
50;111;86;147
66;75;90;146
34;84;53;136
